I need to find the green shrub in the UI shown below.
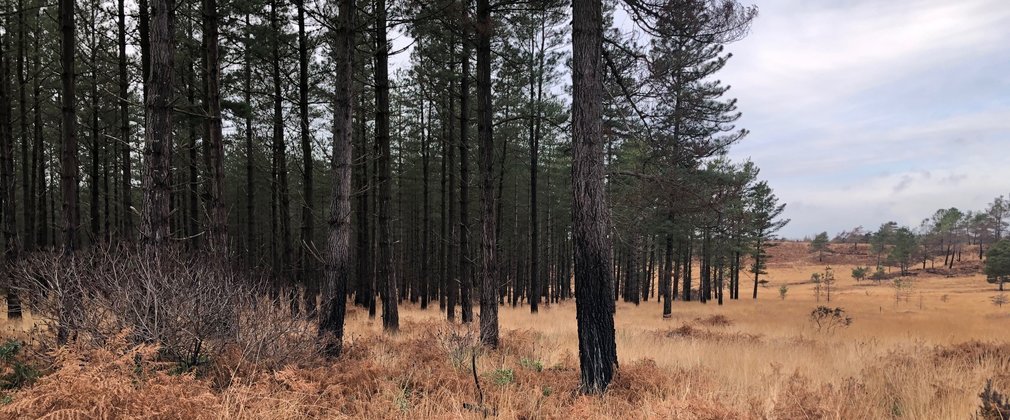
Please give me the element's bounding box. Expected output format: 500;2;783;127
519;358;544;372
490;368;514;386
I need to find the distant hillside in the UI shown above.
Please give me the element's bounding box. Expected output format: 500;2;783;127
764;241;983;277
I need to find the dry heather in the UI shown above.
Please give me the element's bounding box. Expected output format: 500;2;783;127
1;245;1009;419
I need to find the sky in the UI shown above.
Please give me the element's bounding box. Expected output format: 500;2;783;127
706;0;1010;238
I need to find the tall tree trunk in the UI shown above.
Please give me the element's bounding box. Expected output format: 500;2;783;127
60;0;80;253
446;90;458;321
118;0;133;242
243;13;255;257
753;240;762;299
89;29;101;243
185;68;199;249
354;103;371;307
31;21;44;248
571;0;616;394
662;234;673;317
203;0;227;256
270;0;293;290
420;64;431;310
439;95;449;312
17;0;31;250
374;0;398;331
1;28;19;257
528;27;542;314
319;0;355;356
476;0;498;347
296;0;315;308
458;26;473;324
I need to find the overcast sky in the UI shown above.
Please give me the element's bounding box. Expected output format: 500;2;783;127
707;0;1010;238
392;0;1010;239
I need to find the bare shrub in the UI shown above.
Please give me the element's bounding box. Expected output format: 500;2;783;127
431;323;482;369
9;246;318;375
695;314;733;327
809;306;853;333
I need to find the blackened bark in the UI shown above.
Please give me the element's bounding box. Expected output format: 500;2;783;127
296;0;315;307
203;0;227;256
243;13;255;256
354;104;371;307
319;0;355;356
528;31;542;314
60;0;80;253
17;1;30;250
476;0;498;347
571;0;616;394
662;234;673;317
118;0;133;242
446;91;458;321
438;112;447;311
89;38;100;243
374;0;398;331
420;69;431;310
270;0;292;282
1;30;19;256
459;28;473;324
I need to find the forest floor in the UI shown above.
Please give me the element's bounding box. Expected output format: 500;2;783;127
1;242;1008;419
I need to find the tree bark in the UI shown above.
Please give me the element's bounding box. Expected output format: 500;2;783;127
118;0;133;242
89;9;101;244
60;0;80;253
203;0;227;256
662;234;673;317
420;61;431;310
446;89;458;321
1;28;19;257
296;0;315;307
319;0;355;356
374;0;398;331
243;14;255;257
458;24;473;324
476;0;498;347
571;0;616;394
17;1;31;250
270;0;293;286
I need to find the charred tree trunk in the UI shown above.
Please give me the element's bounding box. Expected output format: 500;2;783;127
476;0;498;347
17;1;30;250
295;0;316;309
243;14;255;257
458;29;473;324
60;0;80;253
270;0;293;288
1;29;19;256
445;91;458;320
662;234;673;317
203;0;227;256
354;101;371;308
420;71;431;310
117;0;133;242
571;0;616;394
374;0;398;331
319;0;355;356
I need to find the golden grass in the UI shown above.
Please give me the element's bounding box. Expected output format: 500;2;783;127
2;246;1009;419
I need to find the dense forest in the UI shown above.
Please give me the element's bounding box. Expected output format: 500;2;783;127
0;0;792;392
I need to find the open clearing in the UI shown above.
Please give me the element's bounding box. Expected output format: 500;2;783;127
2;242;1008;419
